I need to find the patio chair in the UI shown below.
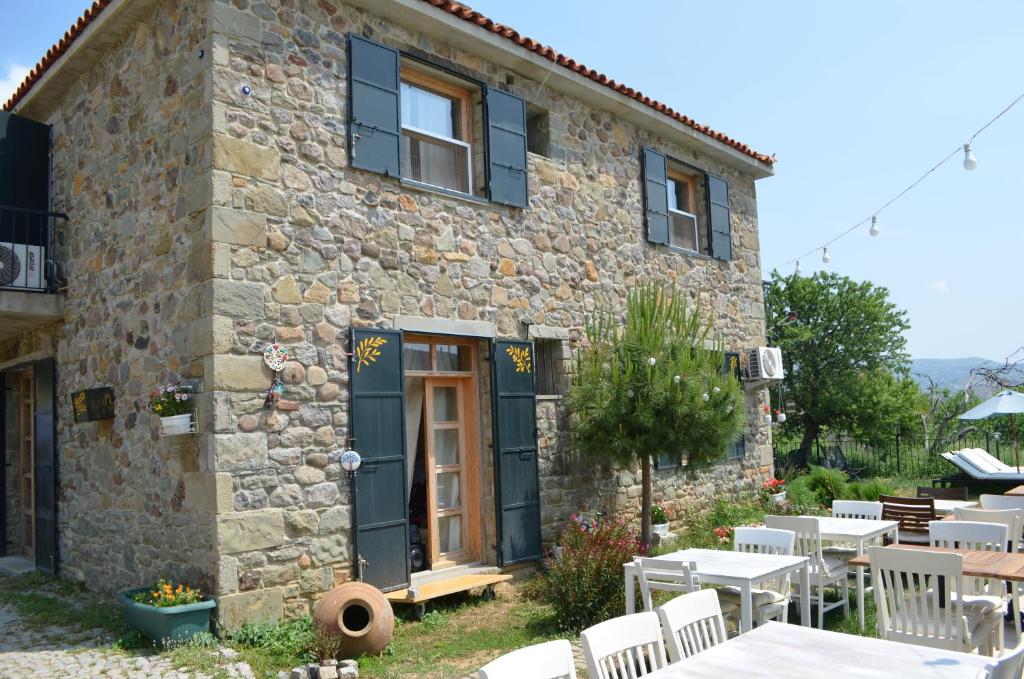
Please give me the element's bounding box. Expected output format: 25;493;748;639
958;505;1024;639
942;449;1024;482
819;445;865;480
869;545;998;655
880;495;935;545
825;501;884;567
656;589;729;663
929;520;1009;653
918;486;969;501
716;527;795;626
633;557;699;613
581;611;668;679
479;639;577;679
983;637;1024;679
764;516;849;629
980;493;1024;512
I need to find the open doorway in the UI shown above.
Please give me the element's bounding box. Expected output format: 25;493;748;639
403;336;482;572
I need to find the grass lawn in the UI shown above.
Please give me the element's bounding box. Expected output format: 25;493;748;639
358;580;565;679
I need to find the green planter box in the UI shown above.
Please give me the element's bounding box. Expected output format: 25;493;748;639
118;588;216;646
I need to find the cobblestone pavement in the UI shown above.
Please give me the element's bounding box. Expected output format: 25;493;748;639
0;603;254;679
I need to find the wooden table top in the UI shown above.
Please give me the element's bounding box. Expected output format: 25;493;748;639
849;544;1024;581
1007;484;1024;496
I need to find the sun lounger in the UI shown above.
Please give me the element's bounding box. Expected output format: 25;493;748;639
942;449;1024;481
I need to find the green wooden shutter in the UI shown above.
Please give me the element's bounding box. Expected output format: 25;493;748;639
347;34;401;177
486;88;528;208
349;328;409;592
34;358;57;575
642;147;669;245
0;112;50;211
708;175;732;261
492;340;542;565
723;352;745;460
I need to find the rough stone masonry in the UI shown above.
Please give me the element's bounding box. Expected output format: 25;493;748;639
1;0;774;627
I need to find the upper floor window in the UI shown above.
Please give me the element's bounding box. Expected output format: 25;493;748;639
400;69;473;195
667;167;701;253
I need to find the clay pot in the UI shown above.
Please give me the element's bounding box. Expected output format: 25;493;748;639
314;582;395;657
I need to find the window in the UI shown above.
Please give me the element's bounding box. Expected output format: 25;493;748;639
534;339;566;396
400;68;474;194
526;107;551;158
666;166;701;253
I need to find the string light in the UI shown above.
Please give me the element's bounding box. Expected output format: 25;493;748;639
963;143;978;171
777;90;1024;269
794;260;801;276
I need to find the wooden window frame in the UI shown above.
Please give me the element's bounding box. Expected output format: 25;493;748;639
399;67;476;195
667;165;701;254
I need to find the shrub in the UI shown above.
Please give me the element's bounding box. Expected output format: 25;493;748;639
230;616;315;666
842;478;896;501
786;466;849;507
538;515;645;631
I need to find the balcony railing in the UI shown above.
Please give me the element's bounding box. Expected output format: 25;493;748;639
0;205;66;294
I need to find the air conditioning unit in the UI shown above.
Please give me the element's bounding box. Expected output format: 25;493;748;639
744;347;784;381
0;240;46;291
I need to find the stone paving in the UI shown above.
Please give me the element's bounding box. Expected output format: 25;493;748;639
0;603;255;679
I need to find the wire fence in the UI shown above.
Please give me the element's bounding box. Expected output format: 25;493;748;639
776;432;1016;481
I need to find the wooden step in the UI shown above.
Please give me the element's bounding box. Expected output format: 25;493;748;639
386;573;512;606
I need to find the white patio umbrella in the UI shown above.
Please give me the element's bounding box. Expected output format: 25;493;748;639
959;389;1024;472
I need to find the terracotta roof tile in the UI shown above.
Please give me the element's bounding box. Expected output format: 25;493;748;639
2;1;112;112
4;0;774;166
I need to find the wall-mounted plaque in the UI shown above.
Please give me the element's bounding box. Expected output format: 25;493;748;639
72;387;115;423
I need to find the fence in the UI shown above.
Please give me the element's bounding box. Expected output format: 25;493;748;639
777;432;1015;481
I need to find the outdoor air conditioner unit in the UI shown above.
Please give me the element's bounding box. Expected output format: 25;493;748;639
744;346;784;381
0;240;46;291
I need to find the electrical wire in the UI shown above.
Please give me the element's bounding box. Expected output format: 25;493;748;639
778;89;1024;269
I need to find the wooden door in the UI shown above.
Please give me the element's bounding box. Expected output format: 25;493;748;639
424;377;476;568
18;370;34;557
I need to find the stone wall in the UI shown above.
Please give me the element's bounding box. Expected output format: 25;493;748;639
1;0;222;594
203;0;773;622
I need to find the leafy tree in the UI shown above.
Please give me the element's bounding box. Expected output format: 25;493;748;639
567;284;745;547
766;271;917;453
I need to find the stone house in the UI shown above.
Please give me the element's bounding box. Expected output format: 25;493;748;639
0;0;775;625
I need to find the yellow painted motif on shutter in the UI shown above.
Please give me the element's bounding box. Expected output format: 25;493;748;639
355;336;388;372
506;345;532;373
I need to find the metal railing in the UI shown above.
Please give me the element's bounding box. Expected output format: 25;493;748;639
775;432;1011;480
0;205;66;294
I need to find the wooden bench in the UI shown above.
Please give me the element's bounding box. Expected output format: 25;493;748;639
385;573;513;619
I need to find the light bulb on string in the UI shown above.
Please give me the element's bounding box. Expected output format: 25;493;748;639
821;247;831;264
869;215;880;237
963;143;978;171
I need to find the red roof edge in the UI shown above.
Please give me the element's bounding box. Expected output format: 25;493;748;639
4;0;774;167
2;1;113;113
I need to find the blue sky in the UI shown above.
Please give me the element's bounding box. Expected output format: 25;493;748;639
2;1;1022;360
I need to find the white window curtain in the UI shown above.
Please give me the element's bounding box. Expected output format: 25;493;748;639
404;377;424;495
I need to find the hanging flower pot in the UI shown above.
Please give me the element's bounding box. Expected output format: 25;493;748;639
160;413;194;436
148;384;196;436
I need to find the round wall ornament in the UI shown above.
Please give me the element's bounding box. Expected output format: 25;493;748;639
263;343;289;371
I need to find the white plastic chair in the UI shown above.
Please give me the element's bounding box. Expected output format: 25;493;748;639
869;545;997;655
633;557;697;612
832;500;883;520
480;639;577;679
581;611;668;679
980;494;1024;512
717;527;795;626
765;515;849;629
656;589;728;663
982;637;1024;679
930;520;1010;653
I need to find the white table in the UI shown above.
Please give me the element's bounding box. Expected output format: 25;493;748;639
624;548;811;633
818;515;899;629
934;499;978;514
646;621;992;678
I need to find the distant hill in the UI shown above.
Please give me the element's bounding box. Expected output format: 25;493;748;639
911;357;1024;395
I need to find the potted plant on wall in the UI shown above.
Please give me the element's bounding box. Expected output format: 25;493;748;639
651;503;670;537
149;384;195;436
118;577;215;646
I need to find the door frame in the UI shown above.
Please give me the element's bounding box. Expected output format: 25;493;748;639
403;334;483;569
